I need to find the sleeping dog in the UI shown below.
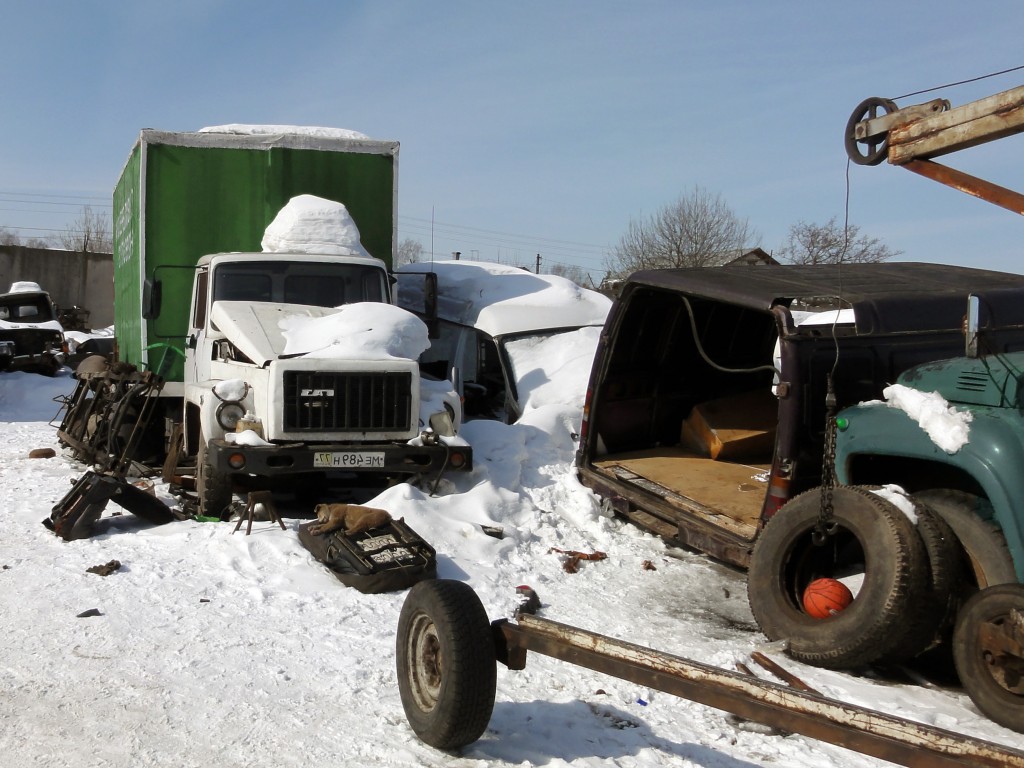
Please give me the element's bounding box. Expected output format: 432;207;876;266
309;503;392;537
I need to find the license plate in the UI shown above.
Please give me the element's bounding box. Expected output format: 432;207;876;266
313;451;385;469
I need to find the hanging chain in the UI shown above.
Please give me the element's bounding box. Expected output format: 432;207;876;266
814;373;840;546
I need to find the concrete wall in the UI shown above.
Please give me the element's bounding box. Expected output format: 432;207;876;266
0;246;114;329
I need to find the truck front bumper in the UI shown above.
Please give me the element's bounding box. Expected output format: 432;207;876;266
207;439;472;478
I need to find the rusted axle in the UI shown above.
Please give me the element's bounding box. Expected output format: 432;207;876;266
493;614;1024;768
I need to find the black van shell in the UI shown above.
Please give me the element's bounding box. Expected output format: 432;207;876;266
576;263;1024;567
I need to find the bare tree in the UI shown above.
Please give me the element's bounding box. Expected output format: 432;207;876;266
548;262;591;287
395;238;425;267
607;187;758;278
0;227;20;246
777;217;900;265
59;206;113;253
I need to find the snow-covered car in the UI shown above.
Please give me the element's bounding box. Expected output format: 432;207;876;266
0;282;67;375
396;260;611;422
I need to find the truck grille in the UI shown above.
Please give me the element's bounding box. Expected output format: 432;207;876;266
283;371;413;432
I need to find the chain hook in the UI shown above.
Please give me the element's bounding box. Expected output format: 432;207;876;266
814;373;839;546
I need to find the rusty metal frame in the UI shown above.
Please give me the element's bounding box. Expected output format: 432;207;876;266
902;158;1024;216
493;614;1024;768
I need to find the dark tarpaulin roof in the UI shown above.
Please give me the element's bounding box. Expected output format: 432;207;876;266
625;262;1024;334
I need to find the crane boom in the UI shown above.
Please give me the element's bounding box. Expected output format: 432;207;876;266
846;85;1024;214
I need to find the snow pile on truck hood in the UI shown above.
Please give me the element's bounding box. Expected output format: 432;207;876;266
261;194;372;258
397;260;611;338
210;301;428;364
280;302;429;361
199;124;370;140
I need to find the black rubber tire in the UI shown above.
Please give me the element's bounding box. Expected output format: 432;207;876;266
748;486;928;669
953;584;1024;733
877;497;963;662
396;579;497;750
914;490;1016;589
196;432;233;520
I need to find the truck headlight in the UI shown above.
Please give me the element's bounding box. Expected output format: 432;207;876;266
213;380;250;430
216;401;246;430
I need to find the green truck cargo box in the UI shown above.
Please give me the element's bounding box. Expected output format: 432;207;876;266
112;129;399;383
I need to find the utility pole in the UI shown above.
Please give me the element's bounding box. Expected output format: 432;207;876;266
535;254;541;274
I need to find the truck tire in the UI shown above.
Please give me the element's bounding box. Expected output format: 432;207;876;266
396;579;496;750
953;584;1024;732
748;486;928;669
877;498;963;662
196;433;233;520
913;490;1016;589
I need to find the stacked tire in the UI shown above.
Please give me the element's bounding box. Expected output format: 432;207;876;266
748;484;1024;731
747;485;984;669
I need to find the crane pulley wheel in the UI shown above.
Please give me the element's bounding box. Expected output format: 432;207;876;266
845;97;898;166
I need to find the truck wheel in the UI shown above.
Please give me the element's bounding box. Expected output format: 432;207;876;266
914;490;1016;588
878;498;963;662
953;584;1024;732
196;433;233;520
396;579;496;750
748;486;928;669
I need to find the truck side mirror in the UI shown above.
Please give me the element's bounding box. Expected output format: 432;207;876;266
142;279;162;320
966;294;980;358
424;272;439;339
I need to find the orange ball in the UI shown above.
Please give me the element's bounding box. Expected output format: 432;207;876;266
802;578;854;619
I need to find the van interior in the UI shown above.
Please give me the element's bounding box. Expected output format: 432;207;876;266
590;287;781;537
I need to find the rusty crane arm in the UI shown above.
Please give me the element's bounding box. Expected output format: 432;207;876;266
846;85;1024;215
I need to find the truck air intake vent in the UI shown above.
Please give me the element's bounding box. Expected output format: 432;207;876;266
283;371;413;432
955;371;991;393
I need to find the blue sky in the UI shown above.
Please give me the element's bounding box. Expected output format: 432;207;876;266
4;1;1024;282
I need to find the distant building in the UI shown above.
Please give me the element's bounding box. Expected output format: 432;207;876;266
724;248;779;266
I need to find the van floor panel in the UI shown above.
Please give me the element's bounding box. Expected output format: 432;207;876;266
594;448;768;532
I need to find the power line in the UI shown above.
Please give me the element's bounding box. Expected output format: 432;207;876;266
397;222;608;261
0;198;112;210
400;215;609;253
398;219;610;267
0;224;71;235
0;208;109;216
0;189;109;202
891;63;1024;100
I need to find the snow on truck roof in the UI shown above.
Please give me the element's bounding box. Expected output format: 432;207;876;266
261;195;371;258
130;128;399;159
199;125;370;140
396;260;612;339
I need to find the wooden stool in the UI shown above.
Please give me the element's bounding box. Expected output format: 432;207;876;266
233;490;287;535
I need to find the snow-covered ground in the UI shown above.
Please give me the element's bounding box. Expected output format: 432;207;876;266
2;360;1022;768
3;188;1022;764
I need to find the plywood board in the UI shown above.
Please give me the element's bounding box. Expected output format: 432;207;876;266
595;448;768;528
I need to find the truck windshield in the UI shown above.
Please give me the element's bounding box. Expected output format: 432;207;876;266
213;261;386;307
0;294;55;324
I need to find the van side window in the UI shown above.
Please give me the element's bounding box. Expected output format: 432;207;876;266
193;268;209;329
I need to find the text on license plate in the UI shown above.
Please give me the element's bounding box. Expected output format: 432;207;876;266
313;451;385;469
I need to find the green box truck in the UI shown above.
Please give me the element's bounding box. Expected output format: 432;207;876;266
90;128;470;516
113;128;399;383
